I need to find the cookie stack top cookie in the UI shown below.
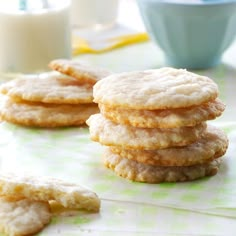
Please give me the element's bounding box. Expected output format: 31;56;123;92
94;68;218;110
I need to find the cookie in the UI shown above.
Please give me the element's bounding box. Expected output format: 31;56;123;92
93;68;219;109
0;94;7;123
49;59;112;85
0;72;93;104
87;114;206;150
103;148;222;183
99;99;225;128
0;173;100;212
110;125;228;166
0;196;51;236
1;98;99;128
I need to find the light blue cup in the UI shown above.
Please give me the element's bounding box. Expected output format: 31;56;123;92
136;0;236;69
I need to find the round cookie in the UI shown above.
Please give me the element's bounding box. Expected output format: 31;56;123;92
110;125;228;166
0;197;52;236
49;59;112;85
1;98;99;128
0;72;93;104
87;114;206;150
103;148;222;183
93;67;219;109
99;99;225;128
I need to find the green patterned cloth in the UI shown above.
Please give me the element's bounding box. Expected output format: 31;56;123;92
0;121;235;235
0;39;236;235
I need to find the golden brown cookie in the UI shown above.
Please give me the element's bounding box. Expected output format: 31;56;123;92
0;72;93;104
1;98;99;128
87;114;206;150
0;173;100;212
93;67;219;109
0;196;52;236
103;148;222;183
49;59;112;85
110;125;228;166
99;99;225;128
0;94;7;123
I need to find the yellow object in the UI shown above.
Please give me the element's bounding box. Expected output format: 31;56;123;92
72;32;149;55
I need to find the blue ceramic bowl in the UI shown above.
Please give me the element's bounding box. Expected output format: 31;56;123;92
137;0;236;69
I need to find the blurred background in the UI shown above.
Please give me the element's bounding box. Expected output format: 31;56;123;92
0;0;235;122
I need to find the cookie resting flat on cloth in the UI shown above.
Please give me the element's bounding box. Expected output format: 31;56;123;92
0;197;52;236
103;148;222;183
1;97;99;127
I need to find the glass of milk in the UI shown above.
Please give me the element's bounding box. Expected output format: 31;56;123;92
71;0;119;29
0;0;71;74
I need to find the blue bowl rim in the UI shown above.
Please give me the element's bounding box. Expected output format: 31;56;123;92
137;0;236;6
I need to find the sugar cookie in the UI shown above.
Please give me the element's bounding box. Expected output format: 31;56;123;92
93;68;218;109
0;173;100;212
104;149;222;183
99;99;225;128
87;114;206;150
0;72;93;104
110;125;228;166
1;98;99;127
0;197;51;236
49;59;112;85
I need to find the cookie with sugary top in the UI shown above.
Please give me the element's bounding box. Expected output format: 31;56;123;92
99;99;225;128
0;72;93;104
103;148;222;183
110;125;228;166
0;196;52;236
93;68;219;110
0;173;100;212
49;59;112;85
1;97;99;128
87;114;206;150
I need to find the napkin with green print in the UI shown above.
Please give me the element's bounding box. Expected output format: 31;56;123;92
41;200;236;235
0;121;235;221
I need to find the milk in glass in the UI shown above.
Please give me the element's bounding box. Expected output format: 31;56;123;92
71;0;119;29
0;0;71;74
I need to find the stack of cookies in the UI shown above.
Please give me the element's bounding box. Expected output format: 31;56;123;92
87;67;228;183
0;59;111;128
